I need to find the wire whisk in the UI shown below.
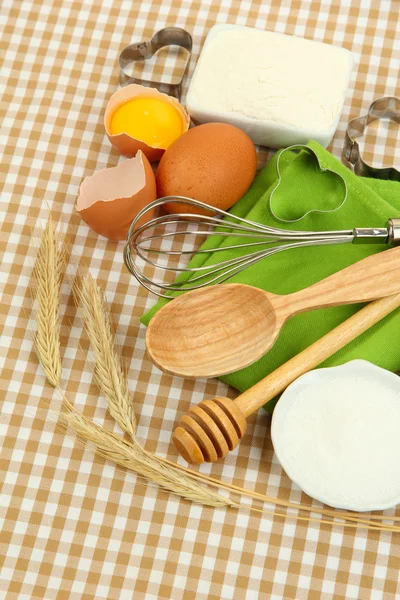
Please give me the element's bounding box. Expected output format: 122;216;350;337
124;197;400;297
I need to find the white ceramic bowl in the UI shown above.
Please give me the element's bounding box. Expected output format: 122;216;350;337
271;360;400;512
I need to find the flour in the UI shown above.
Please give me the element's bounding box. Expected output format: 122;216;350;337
272;364;400;510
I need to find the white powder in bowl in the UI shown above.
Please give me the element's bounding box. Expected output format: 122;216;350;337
271;361;400;511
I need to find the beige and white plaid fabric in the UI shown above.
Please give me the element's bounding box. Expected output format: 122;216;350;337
1;1;400;598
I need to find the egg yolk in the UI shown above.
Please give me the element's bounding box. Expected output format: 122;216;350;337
110;97;184;149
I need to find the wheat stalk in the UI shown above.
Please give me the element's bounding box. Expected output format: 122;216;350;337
73;273;136;438
57;392;228;507
164;458;400;528
33;219;63;387
56;397;400;532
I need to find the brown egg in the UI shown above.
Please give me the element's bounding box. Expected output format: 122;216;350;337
104;84;190;162
76;151;157;241
156;123;257;215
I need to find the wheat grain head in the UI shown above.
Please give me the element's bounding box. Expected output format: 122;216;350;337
74;273;136;438
33;219;63;387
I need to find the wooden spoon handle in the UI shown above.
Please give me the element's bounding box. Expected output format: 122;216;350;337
173;292;400;463
276;246;400;318
235;291;400;417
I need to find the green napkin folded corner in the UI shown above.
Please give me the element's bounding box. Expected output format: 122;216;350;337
141;141;400;412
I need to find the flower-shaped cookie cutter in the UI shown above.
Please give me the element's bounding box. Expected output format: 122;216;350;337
119;27;193;100
343;96;400;181
269;145;348;223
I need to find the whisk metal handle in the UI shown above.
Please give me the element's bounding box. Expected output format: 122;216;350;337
353;227;391;243
353;219;400;244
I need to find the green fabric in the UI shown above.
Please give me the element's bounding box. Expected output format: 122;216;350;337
141;141;400;413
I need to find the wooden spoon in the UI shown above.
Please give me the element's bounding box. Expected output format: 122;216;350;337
146;246;400;378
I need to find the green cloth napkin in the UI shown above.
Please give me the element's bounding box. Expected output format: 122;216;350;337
141;141;400;412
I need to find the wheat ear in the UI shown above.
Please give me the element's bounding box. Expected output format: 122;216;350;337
57;401;400;532
58;393;228;507
74;273;136;438
70;271;228;506
33;219;63;387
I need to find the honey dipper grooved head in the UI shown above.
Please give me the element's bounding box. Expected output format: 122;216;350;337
172;397;247;464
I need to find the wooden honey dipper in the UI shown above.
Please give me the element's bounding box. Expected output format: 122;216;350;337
172;292;400;464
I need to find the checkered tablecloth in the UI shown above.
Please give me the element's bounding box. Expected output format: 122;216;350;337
1;1;400;598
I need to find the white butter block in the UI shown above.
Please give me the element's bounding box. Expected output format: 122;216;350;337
186;25;353;148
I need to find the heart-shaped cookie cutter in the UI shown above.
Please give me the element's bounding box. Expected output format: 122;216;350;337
119;27;193;99
269;145;348;223
343;96;400;181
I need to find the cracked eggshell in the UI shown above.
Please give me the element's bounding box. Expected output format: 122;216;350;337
104;84;190;162
76;151;157;241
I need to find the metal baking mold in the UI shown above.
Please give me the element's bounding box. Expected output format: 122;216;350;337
119;27;192;99
343;96;400;181
269;145;348;223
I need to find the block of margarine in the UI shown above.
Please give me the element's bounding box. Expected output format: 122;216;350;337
186;25;353;148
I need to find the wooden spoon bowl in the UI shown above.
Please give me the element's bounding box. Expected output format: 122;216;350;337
146;285;278;378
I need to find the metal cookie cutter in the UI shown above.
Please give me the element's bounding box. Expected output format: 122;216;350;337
119;27;192;99
269;145;348;223
343;96;400;181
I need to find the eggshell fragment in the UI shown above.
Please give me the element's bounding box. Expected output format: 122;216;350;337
104;84;190;162
76;151;157;241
